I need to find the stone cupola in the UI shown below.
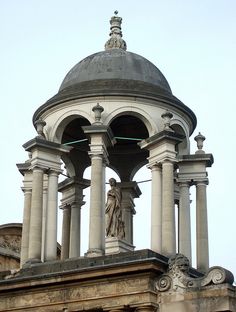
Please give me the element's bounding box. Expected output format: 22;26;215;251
18;12;212;273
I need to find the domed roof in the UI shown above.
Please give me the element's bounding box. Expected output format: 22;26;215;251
33;12;196;132
59;49;172;94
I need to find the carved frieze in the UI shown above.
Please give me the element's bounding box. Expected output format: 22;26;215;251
0;235;21;254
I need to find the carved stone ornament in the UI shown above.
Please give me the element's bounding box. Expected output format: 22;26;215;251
105;11;127;51
156;254;234;292
0;235;21;253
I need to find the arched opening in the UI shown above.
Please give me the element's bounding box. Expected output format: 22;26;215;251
61;117;91;179
108;115;149;181
171;124;189;155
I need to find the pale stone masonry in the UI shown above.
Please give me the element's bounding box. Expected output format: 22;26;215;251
0;12;235;312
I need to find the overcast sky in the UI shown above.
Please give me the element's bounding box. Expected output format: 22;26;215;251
1;1;235;275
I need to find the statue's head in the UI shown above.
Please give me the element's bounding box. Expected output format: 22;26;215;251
109;178;117;186
168;254;190;274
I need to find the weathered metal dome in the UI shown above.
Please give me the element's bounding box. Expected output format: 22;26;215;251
59;49;172;94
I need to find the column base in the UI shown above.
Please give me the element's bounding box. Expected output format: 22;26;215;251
22;258;42;268
85;248;105;258
105;237;135;255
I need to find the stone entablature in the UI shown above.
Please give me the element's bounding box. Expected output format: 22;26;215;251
0;251;235;312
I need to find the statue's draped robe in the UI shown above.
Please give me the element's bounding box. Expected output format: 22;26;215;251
105;186;123;238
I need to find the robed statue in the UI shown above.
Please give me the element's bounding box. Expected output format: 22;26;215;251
105;178;125;239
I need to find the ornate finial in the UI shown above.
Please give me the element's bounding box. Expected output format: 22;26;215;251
34;118;46;138
161;110;174;132
105;12;127;51
194;132;206;154
92;103;104;124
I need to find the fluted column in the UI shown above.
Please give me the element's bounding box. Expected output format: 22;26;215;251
178;182;192;263
87;154;106;256
162;160;176;255
150;165;162;253
28;167;44;262
44;170;59;261
20;187;32;266
196;181;209;271
61;205;71;260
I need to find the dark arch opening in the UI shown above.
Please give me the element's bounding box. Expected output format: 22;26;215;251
62;117;91;178
108;115;149;181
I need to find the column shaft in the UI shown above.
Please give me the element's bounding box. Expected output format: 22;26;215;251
61;205;71;260
69;202;81;258
150;165;162;253
28;167;44;261
45;171;58;261
88;155;105;255
20;189;32;266
179;182;192;262
162;161;176;255
196;182;209;271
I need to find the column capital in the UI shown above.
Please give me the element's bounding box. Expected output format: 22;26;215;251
177;179;192;187
140;130;182;165
117;181;141;198
147;163;162;170
23;137;72;172
194;179;209;186
59;177;90;208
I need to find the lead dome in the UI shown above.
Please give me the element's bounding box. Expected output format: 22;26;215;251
59;49;172;94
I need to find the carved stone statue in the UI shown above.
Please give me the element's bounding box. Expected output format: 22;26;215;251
105;178;125;239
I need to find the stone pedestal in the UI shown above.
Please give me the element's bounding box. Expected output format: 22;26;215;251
105;237;135;254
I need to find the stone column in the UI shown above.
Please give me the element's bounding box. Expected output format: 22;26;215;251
44;170;59;261
196;180;209;271
118;181;141;245
69;201;83;258
20;186;32;266
59;177;90;259
178;182;192;263
61;205;71;260
162;160;176;255
17;162;32;267
28;166;44;262
150;165;162;253
87;154;106;256
82;122;115;257
41;175;48;262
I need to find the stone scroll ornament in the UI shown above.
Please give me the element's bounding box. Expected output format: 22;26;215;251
156;254;234;292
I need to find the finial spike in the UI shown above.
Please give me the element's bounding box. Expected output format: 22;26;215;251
105;12;127;51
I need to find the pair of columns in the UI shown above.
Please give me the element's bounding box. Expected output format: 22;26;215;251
149;161;176;256
150;163;209;271
19;166;60;265
140;131;183;257
178;179;209;270
141;130;211;272
19;137;71;266
59;178;90;260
